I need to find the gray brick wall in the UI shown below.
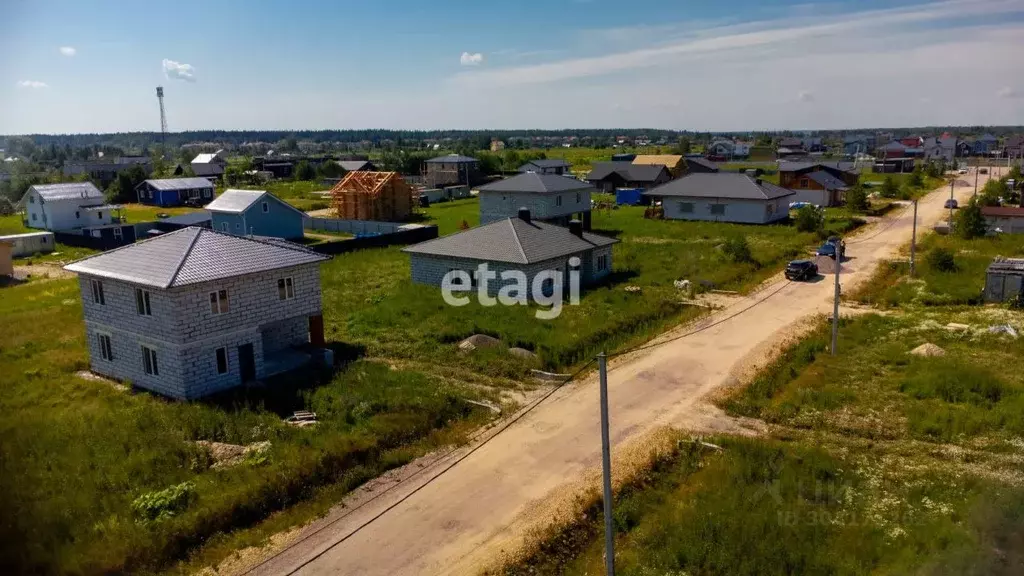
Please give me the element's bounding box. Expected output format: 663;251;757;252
76;263;324;399
479;190;591;225
409;248;610;296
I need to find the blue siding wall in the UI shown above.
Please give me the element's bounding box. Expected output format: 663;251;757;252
210;195;304;239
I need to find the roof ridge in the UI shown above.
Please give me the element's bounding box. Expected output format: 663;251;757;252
509;218;529;263
165;227;205;288
61;226;195;269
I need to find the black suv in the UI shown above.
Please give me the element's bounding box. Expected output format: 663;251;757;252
785;259;818;281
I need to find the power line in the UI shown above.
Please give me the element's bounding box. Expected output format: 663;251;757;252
248;359;597;575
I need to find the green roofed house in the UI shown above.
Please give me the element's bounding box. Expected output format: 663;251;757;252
64;227;330;399
403;208;617;295
643;173;795;224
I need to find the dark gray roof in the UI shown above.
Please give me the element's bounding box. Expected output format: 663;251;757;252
642;173;795;201
777;161;857;174
519;159;571;171
161;211;212;226
26;182;103;202
587;162;668;183
425;154;479;164
778;137;803;147
988;257;1024;272
478;173;592;194
141;177;215;191
686;157;720;171
805;171;848;190
882;141;907;150
65;227;328;289
403;217;617;264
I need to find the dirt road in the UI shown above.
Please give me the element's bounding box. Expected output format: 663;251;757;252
248;173;989;576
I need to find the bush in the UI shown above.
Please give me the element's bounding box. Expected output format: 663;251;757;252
723;236;754;263
880;176;899;198
794;205;823;233
955;199;988;240
845;185;869;212
131;481;196;523
926;247;956;272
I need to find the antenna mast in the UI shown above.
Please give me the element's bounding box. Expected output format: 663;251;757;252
156;86;167;143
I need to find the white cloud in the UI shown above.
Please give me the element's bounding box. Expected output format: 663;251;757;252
798;90;814;102
17;80;48;89
997;86;1020;99
459;52;484;66
59;46;76;56
162;59;196;82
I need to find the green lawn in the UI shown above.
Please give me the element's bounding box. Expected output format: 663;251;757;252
0;278;496;575
417;197;480;235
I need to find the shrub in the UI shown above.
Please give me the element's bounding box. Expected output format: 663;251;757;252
926;247;956;272
722;236;754;264
845;185;869;212
131;481;196;523
955;199;988;240
880;176;899;198
794;205;823;233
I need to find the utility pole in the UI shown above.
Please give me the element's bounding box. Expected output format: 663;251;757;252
910;199;918;276
974;165;979;196
597;352;615;576
949;176;955;226
831;246;840;356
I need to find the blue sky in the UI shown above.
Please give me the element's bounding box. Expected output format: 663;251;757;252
2;0;1023;134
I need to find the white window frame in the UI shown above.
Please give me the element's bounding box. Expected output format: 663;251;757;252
204;188;212;198
189;188;201;199
135;288;152;316
235;222;242;231
597;254;609;271
112;227;122;240
277;277;295;300
90;278;105;305
141;345;159;376
215;347;228;375
221;222;229;232
209;289;229;314
98;333;113;361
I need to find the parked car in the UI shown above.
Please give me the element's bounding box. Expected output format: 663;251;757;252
944;198;958;209
980;168;989;174
785;260;819;281
958;168;968;174
817;236;845;259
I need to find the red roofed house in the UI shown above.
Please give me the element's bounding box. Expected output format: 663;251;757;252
981;206;1024;234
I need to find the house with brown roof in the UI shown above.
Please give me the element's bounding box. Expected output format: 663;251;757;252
632;155;684;177
982;205;1024;234
331;171;414;221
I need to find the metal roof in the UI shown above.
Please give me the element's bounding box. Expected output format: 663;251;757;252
26;182;103;202
988;257;1024;272
64;227;328;289
519;159;571;170
587;162;668;183
643;173;795;201
338;160;374;171
805;171;849;190
191;152;224;164
142;177;215;191
478;173;592;194
686;157;720;171
205;189;267;213
777;161;857;174
161;211;212;226
425;154;479;164
83;204;123;212
0;231;53;241
403;216;617;264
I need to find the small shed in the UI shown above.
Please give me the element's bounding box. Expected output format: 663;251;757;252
0;231;55;257
985;258;1024;303
331;171;414;222
615;188;645;206
0;240;12;277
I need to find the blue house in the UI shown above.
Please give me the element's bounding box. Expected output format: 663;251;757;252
206;189;306;240
136;177;216;207
972;133;999;155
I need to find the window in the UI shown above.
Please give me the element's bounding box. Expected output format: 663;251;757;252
678;202;695;213
235;222;241;231
799;178;809;189
32;213;37;221
98;334;113;361
710;204;726;215
141;345;159;376
597;254;609;271
112;227;122;240
221;222;229;232
204;188;212;198
556;195;563;207
277;277;295;300
189;189;200;199
135;288;151;316
262;201;269;213
29;195;35;204
97;211;103;219
576;192;581;203
209;289;229;314
216;347;228;374
90;279;105;305
76;211;80;219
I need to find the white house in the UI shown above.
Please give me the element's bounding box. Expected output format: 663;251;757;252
191;150;227;178
19;183;122;231
64;227;331;399
643;173;795;224
477;172;594;229
0;231;55;257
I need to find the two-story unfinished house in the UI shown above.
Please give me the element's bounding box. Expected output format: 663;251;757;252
477;172;595;230
19;182;123;232
65;227;330;399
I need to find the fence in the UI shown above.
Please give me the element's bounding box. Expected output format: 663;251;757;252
309;224;438;255
303;217;405;235
53;225;136;251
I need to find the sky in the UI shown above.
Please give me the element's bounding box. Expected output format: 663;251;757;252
1;0;1023;134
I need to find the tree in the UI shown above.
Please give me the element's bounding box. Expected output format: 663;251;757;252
293;160;316;181
955;198;988;239
979;178;1008;206
675;137;691;155
317;161;346;180
794;205;824;233
845;183;869;212
926;247;957;272
907;170;923;188
106;165;149;203
880;176;899;198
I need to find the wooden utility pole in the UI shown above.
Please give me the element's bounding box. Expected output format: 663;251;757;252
910;199;918;276
597;352;615;576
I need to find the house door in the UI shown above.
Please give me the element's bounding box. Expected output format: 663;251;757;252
238;343;256;383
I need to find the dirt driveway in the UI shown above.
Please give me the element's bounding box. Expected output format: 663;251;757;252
245;172;991;576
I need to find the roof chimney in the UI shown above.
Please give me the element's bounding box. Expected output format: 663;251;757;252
755;178;762;186
569;219;583;238
518;207;531;223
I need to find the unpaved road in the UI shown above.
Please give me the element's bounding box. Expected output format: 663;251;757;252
247;173;989;576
